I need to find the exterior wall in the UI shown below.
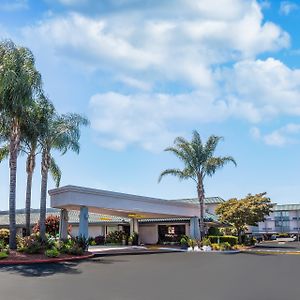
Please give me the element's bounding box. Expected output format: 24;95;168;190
71;224;105;238
205;203;219;215
249;209;300;235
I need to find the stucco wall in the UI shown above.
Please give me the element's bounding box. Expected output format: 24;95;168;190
71;225;105;238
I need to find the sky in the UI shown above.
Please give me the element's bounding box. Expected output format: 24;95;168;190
1;0;300;210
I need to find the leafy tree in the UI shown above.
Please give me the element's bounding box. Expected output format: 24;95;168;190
0;40;42;249
215;192;273;242
158;131;236;239
38;109;89;240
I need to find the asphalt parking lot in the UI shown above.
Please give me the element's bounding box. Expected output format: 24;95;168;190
0;252;299;300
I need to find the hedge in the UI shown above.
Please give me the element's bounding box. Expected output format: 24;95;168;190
208;235;238;246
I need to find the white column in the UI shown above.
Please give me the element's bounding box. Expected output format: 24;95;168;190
189;217;200;239
79;206;89;239
59;209;69;240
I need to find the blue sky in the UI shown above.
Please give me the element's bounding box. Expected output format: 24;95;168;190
1;0;300;210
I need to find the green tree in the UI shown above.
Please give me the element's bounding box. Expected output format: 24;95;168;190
216;192;273;242
38;109;89;240
158;131;236;239
0;40;42;249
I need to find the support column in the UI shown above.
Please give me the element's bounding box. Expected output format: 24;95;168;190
130;218;134;235
79;206;89;239
59;209;69;240
189;217;200;239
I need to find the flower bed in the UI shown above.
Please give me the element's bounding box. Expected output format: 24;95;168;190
0;250;93;265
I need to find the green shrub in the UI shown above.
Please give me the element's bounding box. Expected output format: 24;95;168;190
188;239;197;249
201;238;212;247
45;248;60;258
0;228;9;244
180;235;189;247
207;227;221;236
208;235;238;246
0;251;8;260
106;231;126;244
68;245;84;256
22;235;42;254
220;242;232;251
211;243;221;251
72;235;89;251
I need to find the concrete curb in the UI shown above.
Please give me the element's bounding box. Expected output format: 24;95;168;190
0;252;94;266
92;249;183;257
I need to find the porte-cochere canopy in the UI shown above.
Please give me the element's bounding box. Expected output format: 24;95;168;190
49;185;202;219
48;185;203;239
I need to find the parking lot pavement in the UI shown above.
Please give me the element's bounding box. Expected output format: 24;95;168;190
254;241;300;251
0;252;299;300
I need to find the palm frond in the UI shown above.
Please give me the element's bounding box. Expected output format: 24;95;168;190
158;168;193;183
49;157;62;188
204;135;223;159
204;156;237;177
0;144;9;162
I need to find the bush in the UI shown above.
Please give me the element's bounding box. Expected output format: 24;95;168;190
207;227;221;236
0;251;8;260
0;228;9;244
45;248;60;258
106;231;126;244
188;239;197;249
22;234;42;254
211;243;221;251
94;235;105;245
201;238;212;247
241;235;257;246
68;245;84;256
32;215;72;237
220;242;232;251
72;235;89;251
180;235;189;247
208;235;238;246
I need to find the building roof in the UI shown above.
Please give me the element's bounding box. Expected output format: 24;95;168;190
0;208;220;226
273;204;300;211
0;208;129;227
171;197;225;205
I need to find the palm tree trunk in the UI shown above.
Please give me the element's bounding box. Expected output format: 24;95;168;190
9;118;20;249
197;178;205;241
39;148;50;241
25;149;36;236
25;171;33;236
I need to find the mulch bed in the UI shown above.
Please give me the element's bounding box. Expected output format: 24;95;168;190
0;250;94;265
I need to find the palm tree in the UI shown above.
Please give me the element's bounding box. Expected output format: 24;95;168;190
0;40;42;249
158;131;236;239
21;97;49;236
38;109;89;240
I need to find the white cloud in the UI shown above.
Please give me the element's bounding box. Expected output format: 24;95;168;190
117;75;152;91
251;124;300;146
22;1;289;89
221;58;300;122
89;91;227;152
0;0;28;12
90;58;300;151
279;1;299;15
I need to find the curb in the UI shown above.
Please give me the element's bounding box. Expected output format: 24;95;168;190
0;253;94;266
242;249;300;255
92;250;183;257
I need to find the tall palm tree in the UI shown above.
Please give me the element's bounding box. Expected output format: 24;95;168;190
0;40;42;249
158;131;236;239
38;109;89;240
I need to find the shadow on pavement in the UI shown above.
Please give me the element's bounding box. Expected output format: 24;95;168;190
0;261;81;277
